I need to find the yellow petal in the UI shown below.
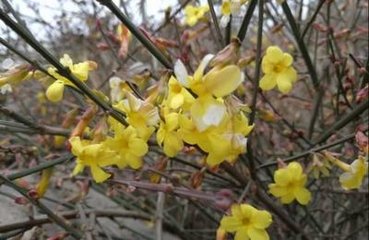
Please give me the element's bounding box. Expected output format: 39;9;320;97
72;162;85;175
276;75;292;94
170;94;184;109
282;53;293;67
273;169;290;186
339;172;359;190
266;46;284;63
247;228;269;240
280;192;295;204
269;184;287;197
73;62;90;81
234;228;250;240
252;210;272;229
125;154;143;169
261;59;274;74
203;65;244;97
46;80;65;102
206;152;226;167
285;67;298;82
157;126;165;145
294;188;311;205
164;133;183;157
259;74;276;91
90;164;111;183
240;204;256;219
287;162;303;176
129;138;148;157
220;216;243;232
194;54;214;82
165;112;179;131
191;95;226;131
69;137;83;156
231;204;244;219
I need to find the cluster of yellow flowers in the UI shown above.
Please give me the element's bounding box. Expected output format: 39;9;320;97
62;52;253;182
2;41;367;240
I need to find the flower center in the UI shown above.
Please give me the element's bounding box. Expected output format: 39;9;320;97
241;217;251;226
286;181;298;189
273;63;284;73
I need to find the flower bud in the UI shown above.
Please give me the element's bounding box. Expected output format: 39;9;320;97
46;80;65;102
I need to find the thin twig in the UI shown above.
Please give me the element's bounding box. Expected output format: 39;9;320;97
0;9;128;126
207;0;224;46
0;209;151;233
96;0;173;69
281;1;320;89
257;128;368;169
237;0;257;42
0;175;83;239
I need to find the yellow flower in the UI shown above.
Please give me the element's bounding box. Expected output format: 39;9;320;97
115;92;159;141
70;137;115;183
165;76;195;110
269;162;311;205
338;156;368;190
259;46;297;94
46;54;96;102
184;5;209;27
178;112;252;166
190;95;226;132
104;126;148;169
157;111;183;157
220;204;272;240
49;54;92;83
174;55;244;131
220;0;249;27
